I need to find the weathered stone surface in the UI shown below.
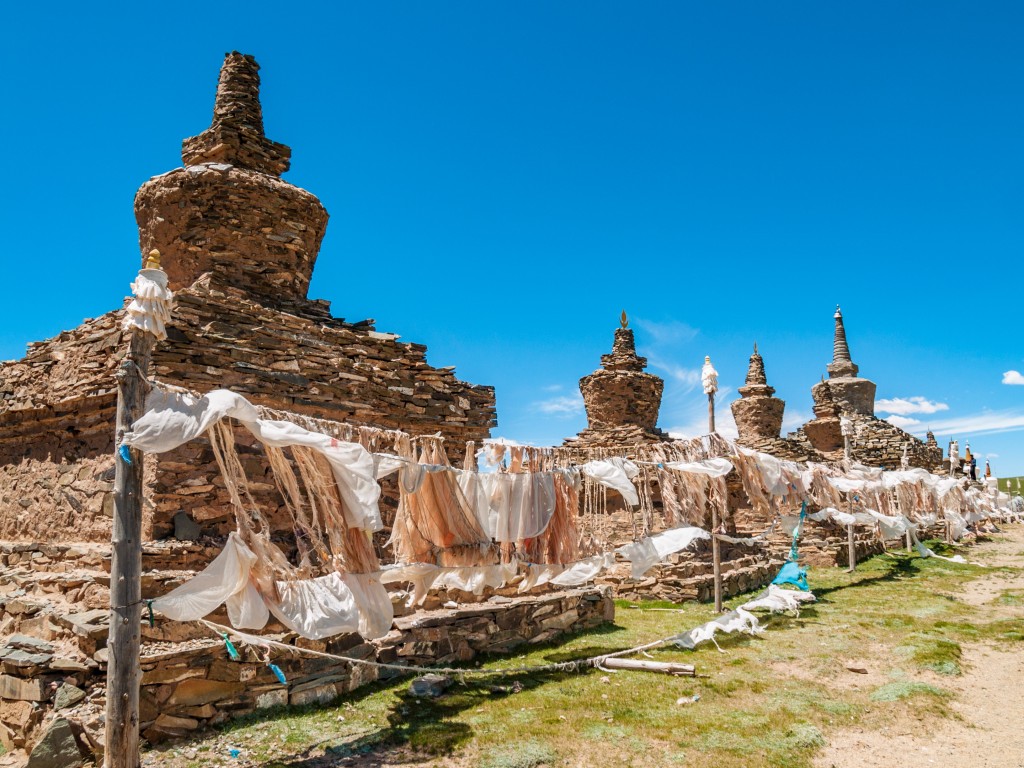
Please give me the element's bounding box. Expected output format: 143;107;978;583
26;718;83;768
52;684;86;710
0;53;496;545
166;679;245;707
172;511;202;541
409;674;452;698
0;674;48;702
569;323;668;447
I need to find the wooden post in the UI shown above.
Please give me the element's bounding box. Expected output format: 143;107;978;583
905;530;912;552
106;256;162;768
711;506;723;613
702;356;722;612
846;497;856;573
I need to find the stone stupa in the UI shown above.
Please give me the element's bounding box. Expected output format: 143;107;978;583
567;312;668;447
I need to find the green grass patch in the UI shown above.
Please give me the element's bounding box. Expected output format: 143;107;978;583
870;681;948;702
479;739;557;768
997;589;1024;606
896;634;962;675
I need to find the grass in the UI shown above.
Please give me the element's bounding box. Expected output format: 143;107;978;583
145;534;1024;768
869;681;949;702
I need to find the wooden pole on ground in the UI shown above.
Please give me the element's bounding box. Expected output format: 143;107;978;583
106;252;162;768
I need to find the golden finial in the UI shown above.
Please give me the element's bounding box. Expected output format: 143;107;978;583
620;310;629;329
144;249;162;270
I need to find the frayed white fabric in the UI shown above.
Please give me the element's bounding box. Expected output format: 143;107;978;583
616;526;709;579
123;389;383;531
674;608;761;649
152;532;257;622
379;563;441;605
580;458;640;507
493;473;556;543
226;581;270;630
742;584;816;613
675;586;815;650
266;572;362;640
664;458;734;478
518;563;566;592
551;553;616;586
807;507;856;527
154;534;392;639
341;572;394;639
434;561;519;595
123;268;173;340
381;561;519;603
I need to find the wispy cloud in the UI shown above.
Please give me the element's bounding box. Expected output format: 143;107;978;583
899;409;1024;439
1002;370;1024;386
633;318;699;345
540;384;564;393
876;396;949;416
885;415;922;429
646;355;701;394
782;410;812;434
986;453;1000;459
665;388;738;440
531;394;584;417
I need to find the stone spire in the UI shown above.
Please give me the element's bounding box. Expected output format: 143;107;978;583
135;53;328;304
731;343;785;443
739;343;772;394
568;315;667;446
181;52;291;175
827;306;858;378
815;306;875;416
600;327;647;373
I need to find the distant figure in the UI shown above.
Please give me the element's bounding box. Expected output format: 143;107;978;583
970;455;978;481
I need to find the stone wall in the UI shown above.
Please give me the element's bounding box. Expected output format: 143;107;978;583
0;572;611;759
602;544;782;603
0;275;495;543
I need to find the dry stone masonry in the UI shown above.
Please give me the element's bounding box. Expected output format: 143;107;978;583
732;306;943;471
0;51;496;544
568;316;669;447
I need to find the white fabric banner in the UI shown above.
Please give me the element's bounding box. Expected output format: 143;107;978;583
123;388;383;531
616;526;709;579
580;458;640;507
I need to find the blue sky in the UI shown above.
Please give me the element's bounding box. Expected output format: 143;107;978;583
1;2;1022;472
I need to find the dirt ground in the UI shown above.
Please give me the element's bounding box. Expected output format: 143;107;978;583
814;525;1024;768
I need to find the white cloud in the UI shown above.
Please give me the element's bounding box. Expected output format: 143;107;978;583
885;415;922;429
633;318;699;345
898;409;1024;439
532;395;584;417
875;396;949;416
540;384;564;393
1002;370;1024;386
782;410;812;434
986;453;999;459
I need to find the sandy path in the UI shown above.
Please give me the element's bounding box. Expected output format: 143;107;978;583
815;524;1024;768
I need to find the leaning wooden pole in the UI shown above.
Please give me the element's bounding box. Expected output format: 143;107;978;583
106;251;167;768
